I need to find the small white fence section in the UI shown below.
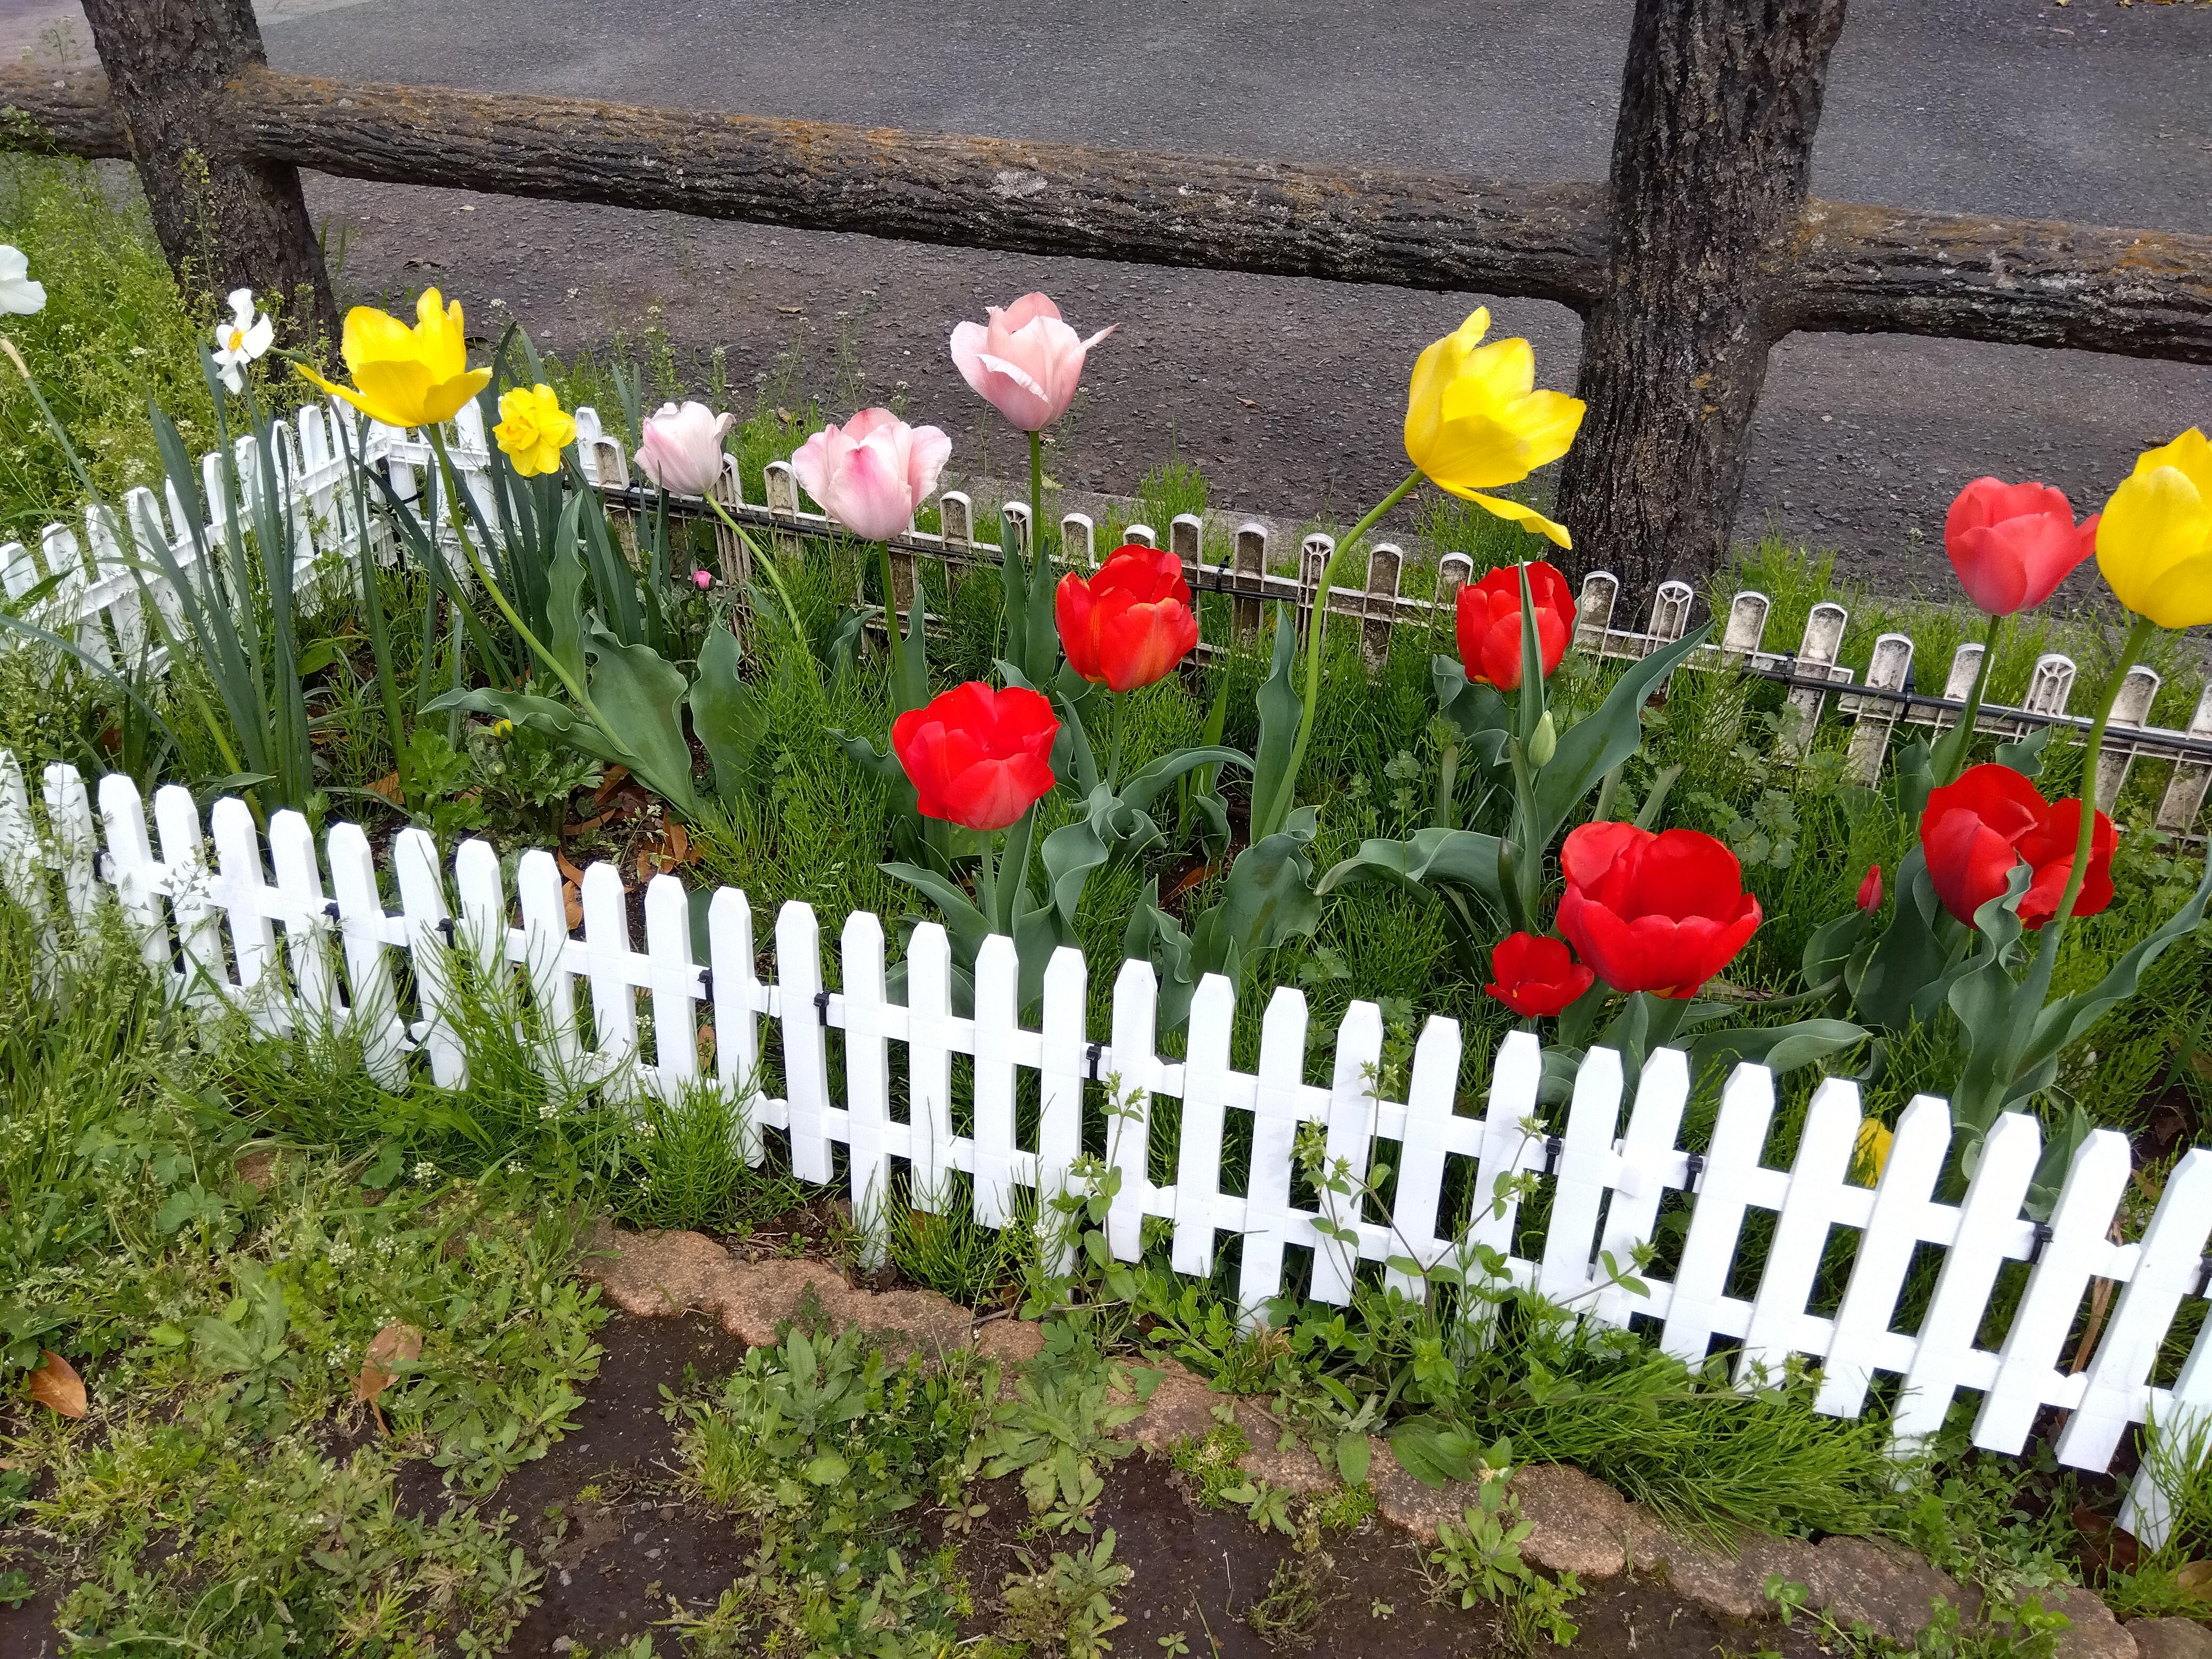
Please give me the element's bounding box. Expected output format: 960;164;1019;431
2;751;2206;1541
5;398;2207;842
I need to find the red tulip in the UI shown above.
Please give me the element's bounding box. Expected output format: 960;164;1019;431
891;682;1059;833
1455;560;1575;691
1485;933;1595;1018
1555;822;1762;1000
1944;477;2099;616
1857;864;1883;912
1057;546;1201;692
1921;763;2114;930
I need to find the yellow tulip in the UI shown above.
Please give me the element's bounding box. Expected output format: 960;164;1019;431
296;288;491;430
1404;307;1585;549
2094;428;2212;630
1851;1118;1893;1186
493;383;575;478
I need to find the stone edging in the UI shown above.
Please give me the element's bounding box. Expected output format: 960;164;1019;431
579;1223;2173;1659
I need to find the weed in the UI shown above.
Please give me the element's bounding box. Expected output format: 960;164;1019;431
1423;1467;1581;1648
988;1528;1134;1658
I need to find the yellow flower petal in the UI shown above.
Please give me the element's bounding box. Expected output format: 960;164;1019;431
417;368;493;427
1403;310;1583;500
2097;457;2212;629
1442;489;1574;550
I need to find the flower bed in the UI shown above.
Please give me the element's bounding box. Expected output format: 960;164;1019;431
0;180;2209;1652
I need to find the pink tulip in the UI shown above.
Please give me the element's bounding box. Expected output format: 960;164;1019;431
635;400;735;496
1943;477;2099;616
789;408;951;542
949;292;1115;432
693;569;714;591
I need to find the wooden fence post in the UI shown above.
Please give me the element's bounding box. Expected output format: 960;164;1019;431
1555;0;1849;600
78;0;338;350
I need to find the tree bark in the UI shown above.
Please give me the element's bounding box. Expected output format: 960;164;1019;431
5;61;2207;360
1555;0;1852;600
75;0;337;350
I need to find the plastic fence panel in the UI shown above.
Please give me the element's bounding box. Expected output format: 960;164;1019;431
6;759;2211;1508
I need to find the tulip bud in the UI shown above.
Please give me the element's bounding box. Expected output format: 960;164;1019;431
1856;864;1883;912
1528;710;1557;767
693;569;714;591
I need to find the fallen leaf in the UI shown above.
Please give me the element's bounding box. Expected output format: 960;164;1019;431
563;881;583;929
667;822;689;862
354;1322;424;1425
778;306;803;315
2176;1559;2212;1595
557;853;589;887
29;1351;86;1418
559;814;605;838
592;765;630;807
365;772;402;806
774;407;795;424
1238;398;1260;409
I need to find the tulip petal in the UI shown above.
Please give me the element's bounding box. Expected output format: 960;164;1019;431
2097;460;2212;629
1449;491;1573;550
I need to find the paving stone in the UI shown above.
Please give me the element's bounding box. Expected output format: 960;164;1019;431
1800;1536;1966;1642
2127;1619;2212;1659
1508;1462;1654;1582
2043;1586;2139;1659
1649;1531;1819;1622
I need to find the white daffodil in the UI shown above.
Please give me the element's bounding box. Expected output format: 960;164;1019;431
0;245;46;316
211;287;274;395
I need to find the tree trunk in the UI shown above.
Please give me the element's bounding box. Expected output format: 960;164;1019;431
1556;0;1850;602
77;0;337;351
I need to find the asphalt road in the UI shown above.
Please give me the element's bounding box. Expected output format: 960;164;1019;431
55;1;2212;601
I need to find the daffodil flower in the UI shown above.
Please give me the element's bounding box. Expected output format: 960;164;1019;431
211;287;274;396
492;382;575;477
0;245;45;316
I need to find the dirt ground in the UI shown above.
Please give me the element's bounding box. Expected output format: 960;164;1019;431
458;1312;1826;1658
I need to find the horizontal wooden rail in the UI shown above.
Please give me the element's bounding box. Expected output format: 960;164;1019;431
5;64;2210;362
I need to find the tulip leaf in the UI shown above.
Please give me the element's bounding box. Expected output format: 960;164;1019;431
1686;1018;1871;1084
1850;850;1974;1033
1530;622;1712;850
546;516;589;688
425;686;630;771
577;625;702;820
1117;746;1251;816
689;623;767;803
1316;826;1505;912
1122;876;1200;1034
879;861;993;961
2007;852;2212;1111
829;728;902;784
1248;607;1303;843
1432;655;1509;743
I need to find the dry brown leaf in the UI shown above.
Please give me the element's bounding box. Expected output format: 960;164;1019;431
563;881;583;929
557;853;589;887
365;773;402;806
591;765;630;807
29;1350;86;1419
354;1322;424;1412
666;822;689;862
2175;1559;2212;1595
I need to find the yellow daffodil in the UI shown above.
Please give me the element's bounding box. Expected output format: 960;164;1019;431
493;383;575;478
296;288;490;430
1404;307;1585;549
2095;428;2212;630
1851;1118;1893;1186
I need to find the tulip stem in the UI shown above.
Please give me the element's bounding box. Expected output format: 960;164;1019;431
701;496;810;648
1106;691;1126;791
2052;614;2159;933
1933;609;2006;788
426;426;621;745
1029;430;1046;563
1261;468;1421;839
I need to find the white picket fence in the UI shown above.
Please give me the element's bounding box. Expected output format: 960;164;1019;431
2;751;2205;1542
5;397;2208;841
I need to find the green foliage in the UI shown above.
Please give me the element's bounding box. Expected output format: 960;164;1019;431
0;159;221;546
1426;1468;1581;1647
986;1529;1134;1659
669;1325;994;1656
